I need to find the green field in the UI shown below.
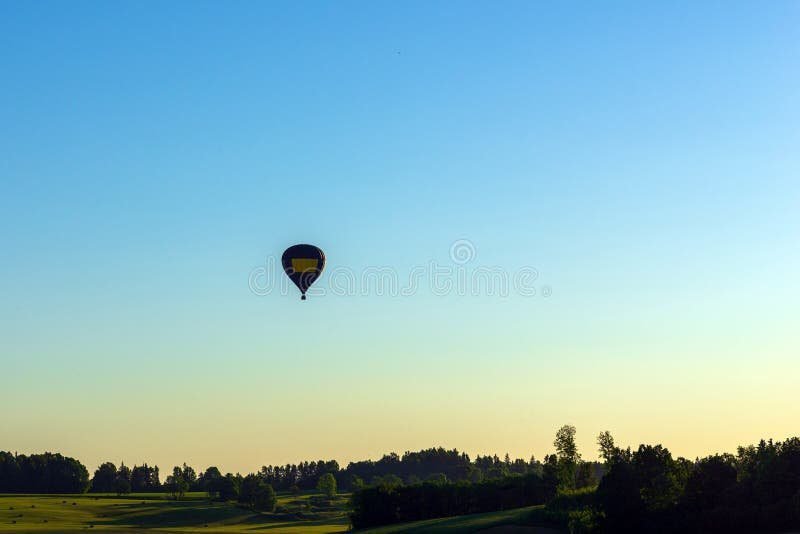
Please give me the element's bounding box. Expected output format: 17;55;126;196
0;492;350;533
0;494;563;533
361;506;559;533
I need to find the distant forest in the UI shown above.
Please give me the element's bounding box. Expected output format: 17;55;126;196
3;427;800;533
0;446;569;495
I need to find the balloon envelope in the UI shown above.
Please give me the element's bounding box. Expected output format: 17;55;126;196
281;244;325;300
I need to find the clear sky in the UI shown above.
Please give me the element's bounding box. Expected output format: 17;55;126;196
1;2;799;475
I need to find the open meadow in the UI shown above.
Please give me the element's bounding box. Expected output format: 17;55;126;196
0;492;351;533
0;494;568;533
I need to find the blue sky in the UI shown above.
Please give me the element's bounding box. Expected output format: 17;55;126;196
1;2;799;473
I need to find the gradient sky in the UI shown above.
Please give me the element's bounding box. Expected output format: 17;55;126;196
1;2;799;476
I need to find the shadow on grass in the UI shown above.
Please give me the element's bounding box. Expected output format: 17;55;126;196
357;505;555;534
98;500;350;530
247;516;350;531
101;501;254;527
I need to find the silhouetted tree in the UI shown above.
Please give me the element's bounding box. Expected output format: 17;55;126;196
0;452;89;493
317;472;337;498
181;463;197;490
554;425;580;489
632;444;683;512
91;462;117;493
555;425;580;463
597;431;617;463
199;466;223;498
116;463;131;496
165;466;189;500
115;476;131;495
130;464;160;492
239;474;276;511
216;474;239;501
682;454;736;511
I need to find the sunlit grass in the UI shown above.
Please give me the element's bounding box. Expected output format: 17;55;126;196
0;492;351;533
361;505;554;533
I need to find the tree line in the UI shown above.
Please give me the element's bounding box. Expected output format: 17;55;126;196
349;427;800;533
5;428;800;532
587;432;800;532
92;447;564;495
0;446;553;499
349;425;593;528
0;451;90;493
89;462;159;494
350;471;557;528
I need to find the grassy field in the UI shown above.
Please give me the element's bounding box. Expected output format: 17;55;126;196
0;492;350;533
0;493;564;533
361;505;559;533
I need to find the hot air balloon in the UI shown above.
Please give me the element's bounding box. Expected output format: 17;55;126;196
281;244;325;300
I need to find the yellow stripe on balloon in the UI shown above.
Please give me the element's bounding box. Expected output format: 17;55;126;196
291;258;319;273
